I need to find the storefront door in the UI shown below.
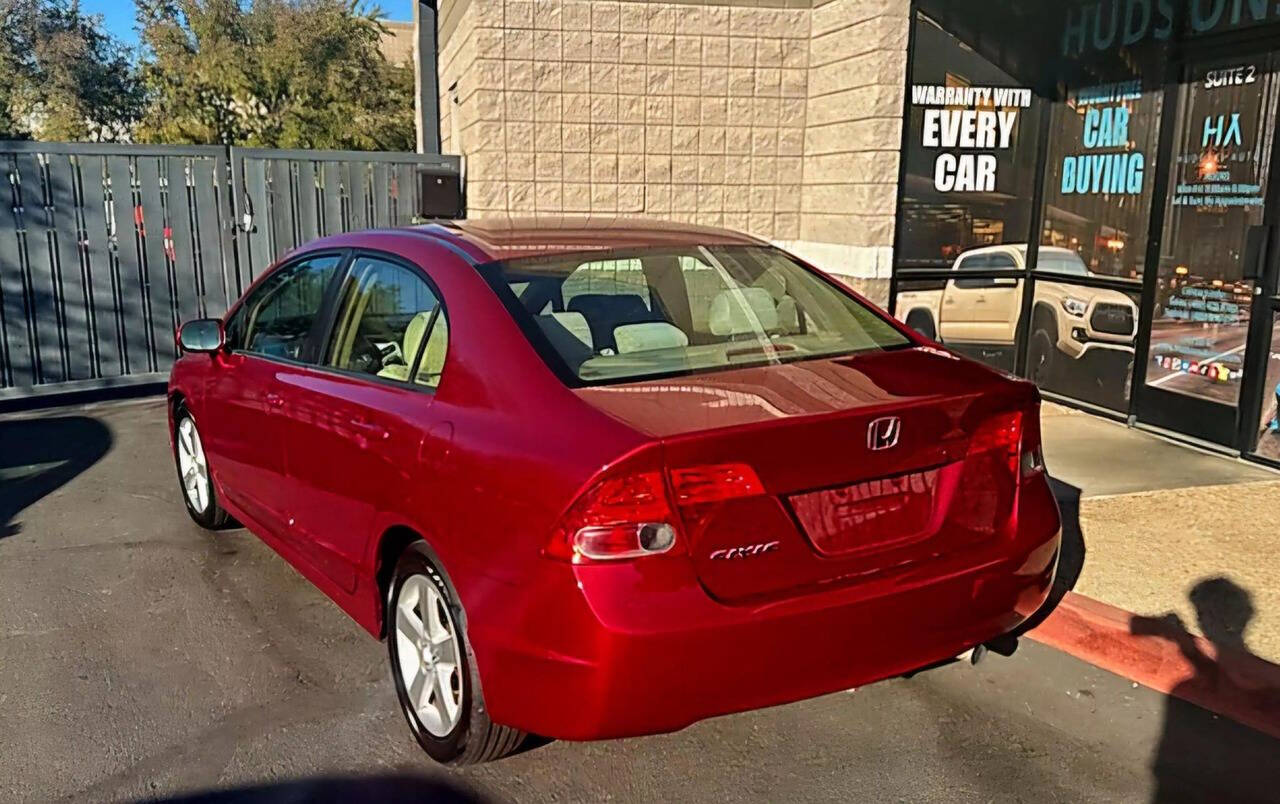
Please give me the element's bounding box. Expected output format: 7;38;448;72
1135;51;1280;447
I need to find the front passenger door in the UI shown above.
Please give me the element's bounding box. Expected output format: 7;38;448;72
201;253;343;531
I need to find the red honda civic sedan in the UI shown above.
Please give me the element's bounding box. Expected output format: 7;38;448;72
168;218;1061;765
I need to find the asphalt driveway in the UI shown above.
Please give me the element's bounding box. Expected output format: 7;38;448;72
1;398;1277;802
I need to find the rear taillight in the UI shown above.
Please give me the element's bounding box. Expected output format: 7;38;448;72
546;462;766;563
669;462;764;505
965;408;1044;480
966;410;1022;475
545;470;679;563
955;409;1027;536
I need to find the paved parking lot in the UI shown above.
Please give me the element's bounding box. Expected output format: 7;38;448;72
2;398;1278;802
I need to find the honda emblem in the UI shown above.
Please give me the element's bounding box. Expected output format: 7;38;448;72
867;416;901;451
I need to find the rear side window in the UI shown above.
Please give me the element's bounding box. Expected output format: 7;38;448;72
324;256;447;388
480;245;911;386
952;253;991;288
953;251;1019;288
225;254;341;360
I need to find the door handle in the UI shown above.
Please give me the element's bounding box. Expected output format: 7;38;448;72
349;418;389;440
265;392;285;409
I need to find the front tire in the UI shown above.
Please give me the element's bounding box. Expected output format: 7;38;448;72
173;409;231;530
1027;328;1056;386
388;544;525;765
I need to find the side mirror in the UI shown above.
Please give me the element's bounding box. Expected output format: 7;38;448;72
179;319;225;354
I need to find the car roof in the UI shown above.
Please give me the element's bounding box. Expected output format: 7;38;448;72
409;216;767;263
958;244;1077;257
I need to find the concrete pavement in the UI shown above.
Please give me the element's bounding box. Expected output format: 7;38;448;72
1040;404;1280;666
2;398;1279;802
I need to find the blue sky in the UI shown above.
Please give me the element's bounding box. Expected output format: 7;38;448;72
83;0;413;47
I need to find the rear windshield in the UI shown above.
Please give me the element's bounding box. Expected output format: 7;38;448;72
479;245;912;386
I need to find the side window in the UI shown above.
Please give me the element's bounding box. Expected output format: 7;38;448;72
227;255;341;359
414;314;448;389
325;256;447;386
952;254;992;289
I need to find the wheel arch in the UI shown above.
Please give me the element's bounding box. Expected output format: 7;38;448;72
903;307;938;340
1030;301;1058;334
167;391;189;454
372;524;467;640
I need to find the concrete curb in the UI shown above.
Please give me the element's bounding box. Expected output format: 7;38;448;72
1027;592;1280;739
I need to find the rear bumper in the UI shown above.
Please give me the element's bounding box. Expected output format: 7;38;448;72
469;520;1060;741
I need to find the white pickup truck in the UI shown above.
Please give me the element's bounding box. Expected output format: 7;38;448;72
893;245;1138;386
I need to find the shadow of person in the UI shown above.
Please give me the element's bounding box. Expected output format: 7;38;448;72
1131;578;1280;802
0;415;113;539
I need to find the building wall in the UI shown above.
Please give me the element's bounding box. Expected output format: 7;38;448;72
379;19;417;67
436;0;909;304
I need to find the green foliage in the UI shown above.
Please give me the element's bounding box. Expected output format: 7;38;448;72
0;0;143;141
0;0;415;149
135;0;416;150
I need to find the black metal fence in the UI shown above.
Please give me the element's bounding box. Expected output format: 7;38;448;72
0;141;460;399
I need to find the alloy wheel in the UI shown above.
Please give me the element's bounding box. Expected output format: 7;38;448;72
394;574;465;737
176;417;210;513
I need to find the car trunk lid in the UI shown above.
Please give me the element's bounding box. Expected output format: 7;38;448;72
575;348;1039;602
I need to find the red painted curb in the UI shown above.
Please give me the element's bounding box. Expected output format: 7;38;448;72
1027;591;1280;740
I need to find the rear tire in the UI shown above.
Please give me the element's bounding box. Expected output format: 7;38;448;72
173;408;231;530
905;310;937;341
388;543;525;765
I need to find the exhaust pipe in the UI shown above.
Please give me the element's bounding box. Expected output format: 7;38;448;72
900;636;1017;679
985;634;1018;657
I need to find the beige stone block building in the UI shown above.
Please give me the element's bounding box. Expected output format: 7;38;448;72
418;0;1280;461
434;0;909;303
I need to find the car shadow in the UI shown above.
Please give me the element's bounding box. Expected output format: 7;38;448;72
1012;475;1085;635
1130;578;1280;802
0;415;113;540
141;773;488;803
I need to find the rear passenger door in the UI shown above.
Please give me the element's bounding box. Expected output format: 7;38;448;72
273;253;450;592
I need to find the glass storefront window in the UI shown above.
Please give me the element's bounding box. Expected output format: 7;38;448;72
1040;82;1164;280
893;272;1025;374
1024;281;1139;411
1144;54;1280;407
897;0;1280;458
1021;78;1157;411
1252;312;1280;461
898;12;1041;268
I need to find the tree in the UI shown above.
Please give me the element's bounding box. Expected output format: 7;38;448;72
135;0;415;150
0;1;29;138
0;0;143;141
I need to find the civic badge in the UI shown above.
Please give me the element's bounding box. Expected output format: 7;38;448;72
867;416;901;451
